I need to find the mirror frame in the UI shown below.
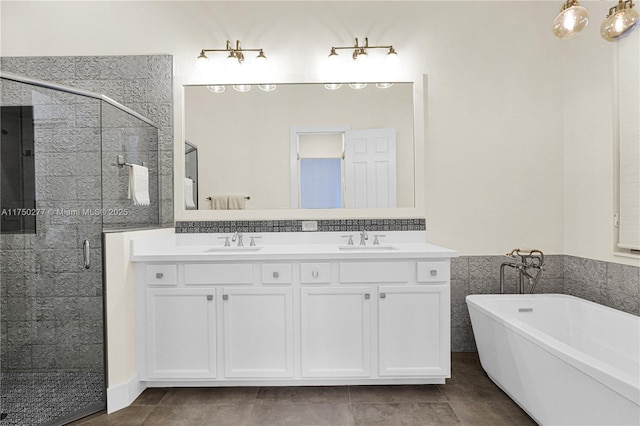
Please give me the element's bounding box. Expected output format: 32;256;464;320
174;75;426;220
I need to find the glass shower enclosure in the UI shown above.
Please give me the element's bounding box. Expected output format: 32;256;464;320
0;72;159;425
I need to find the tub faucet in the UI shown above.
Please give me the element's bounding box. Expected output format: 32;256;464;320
359;229;368;246
231;231;244;247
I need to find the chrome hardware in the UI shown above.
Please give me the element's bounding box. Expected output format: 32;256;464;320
156;273;164;279
231;231;244;247
380;293;386;299
364;293;370;299
249;236;262;247
359;229;368;246
312;270;319;279
218;236;231;247
373;234;386;245
430;270;437;276
222;294;229;301
342;235;354;245
273;271;279;278
207;295;213;301
83;239;90;269
501;248;545;294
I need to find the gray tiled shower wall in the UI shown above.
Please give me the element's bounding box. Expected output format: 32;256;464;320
451;255;640;351
1;55;174;225
0;55;171;372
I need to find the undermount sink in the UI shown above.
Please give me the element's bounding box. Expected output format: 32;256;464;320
338;245;396;251
205;246;263;253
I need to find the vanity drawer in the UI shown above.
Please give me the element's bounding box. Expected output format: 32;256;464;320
301;263;331;284
416;261;450;283
145;264;177;285
339;262;409;283
184;263;253;285
261;263;293;284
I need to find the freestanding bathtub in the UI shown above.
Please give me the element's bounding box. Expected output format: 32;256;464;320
467;294;640;426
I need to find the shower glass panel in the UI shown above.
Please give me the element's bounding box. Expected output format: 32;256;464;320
0;74;159;425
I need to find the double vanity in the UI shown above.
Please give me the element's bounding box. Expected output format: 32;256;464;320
131;231;457;387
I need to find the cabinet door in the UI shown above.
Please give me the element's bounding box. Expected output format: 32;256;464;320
378;285;449;376
146;288;216;379
301;286;372;377
222;287;294;378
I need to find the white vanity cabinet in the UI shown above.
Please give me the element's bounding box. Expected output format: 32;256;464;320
301;286;373;378
133;242;455;387
222;287;294;378
145;287;216;379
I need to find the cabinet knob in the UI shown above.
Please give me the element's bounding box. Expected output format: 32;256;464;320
273;271;279;278
222;294;229;301
312;270;319;279
207;295;213;301
364;293;371;300
430;270;438;276
380;293;386;299
156;273;164;279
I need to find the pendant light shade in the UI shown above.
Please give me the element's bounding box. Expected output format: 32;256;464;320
552;0;589;40
601;0;640;41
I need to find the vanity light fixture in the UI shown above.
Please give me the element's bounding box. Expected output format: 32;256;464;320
328;37;398;61
258;84;277;92
196;40;267;66
376;83;394;89
552;0;640;41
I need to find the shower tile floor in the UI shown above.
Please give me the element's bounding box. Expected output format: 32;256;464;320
0;370;104;426
70;353;536;425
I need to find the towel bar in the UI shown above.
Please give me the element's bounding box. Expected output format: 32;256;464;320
206;195;250;200
117;155;150;169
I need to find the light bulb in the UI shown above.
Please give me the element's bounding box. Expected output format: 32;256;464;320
552;2;589;40
258;84;276;92
349;83;367;90
194;53;210;78
232;84;251;92
376;83;394;89
206;85;225;93
324;83;342;90
601;1;640;41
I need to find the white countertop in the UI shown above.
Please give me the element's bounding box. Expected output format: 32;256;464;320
130;232;458;262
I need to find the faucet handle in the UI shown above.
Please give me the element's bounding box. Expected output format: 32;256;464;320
373;234;386;245
217;236;231;247
341;235;354;245
249;236;262;247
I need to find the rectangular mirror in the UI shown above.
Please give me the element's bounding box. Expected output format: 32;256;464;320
184;82;415;210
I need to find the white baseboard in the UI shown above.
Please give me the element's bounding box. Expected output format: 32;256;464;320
106;374;146;414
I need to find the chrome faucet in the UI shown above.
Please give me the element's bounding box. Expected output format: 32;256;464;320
359;229;368;246
231;231;244;247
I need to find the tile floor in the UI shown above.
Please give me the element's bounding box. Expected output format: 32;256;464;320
69;353;536;425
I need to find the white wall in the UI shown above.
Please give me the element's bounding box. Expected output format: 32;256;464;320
1;2;633;255
2;0;573;257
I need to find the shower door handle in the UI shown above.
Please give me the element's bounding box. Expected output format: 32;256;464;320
83;239;91;269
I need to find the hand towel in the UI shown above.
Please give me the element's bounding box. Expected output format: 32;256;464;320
127;164;150;206
212;195;228;210
184;178;196;209
228;195;246;210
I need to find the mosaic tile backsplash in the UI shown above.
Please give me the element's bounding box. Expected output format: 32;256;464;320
175;218;426;233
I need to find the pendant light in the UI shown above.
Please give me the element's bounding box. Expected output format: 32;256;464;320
552;0;589;40
601;0;640;41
